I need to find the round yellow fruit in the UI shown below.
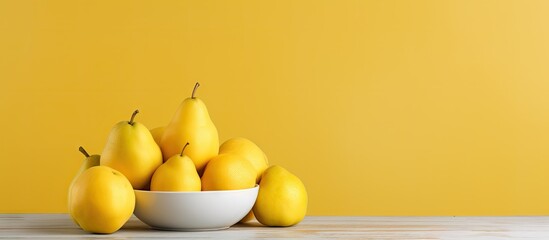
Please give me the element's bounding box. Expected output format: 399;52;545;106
219;137;269;183
239;211;256;223
201;153;256;191
68;166;135;234
253;165;308;227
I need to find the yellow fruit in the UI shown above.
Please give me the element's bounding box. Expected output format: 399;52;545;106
219;138;268;223
101;110;163;190
68;166;135;234
239;211;256;223
253;165;308;227
150;126;165;148
161;82;219;174
68;147;100;224
70;147;100;187
150;143;201;191
201;153;256;191
219;137;269;183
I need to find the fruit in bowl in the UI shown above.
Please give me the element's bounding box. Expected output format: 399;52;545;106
160;82;219;174
101;110;163;190
133;185;259;231
150;143;201;191
68;82;308;234
201;153;256;191
138;140;258;231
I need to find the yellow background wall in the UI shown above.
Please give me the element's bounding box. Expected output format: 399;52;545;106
1;0;549;215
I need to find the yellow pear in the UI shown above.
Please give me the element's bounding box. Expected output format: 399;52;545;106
72;146;100;181
150;143;201;191
160;82;219;174
201;153;256;191
68;147;101;224
101;110;163;190
150;126;165;148
69;166;135;234
253;165;308;227
219;137;269;183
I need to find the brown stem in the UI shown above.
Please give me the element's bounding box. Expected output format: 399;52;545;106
79;146;90;158
128;110;139;125
191;82;200;99
180;142;190;157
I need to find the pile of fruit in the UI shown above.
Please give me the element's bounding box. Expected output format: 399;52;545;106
68;83;308;234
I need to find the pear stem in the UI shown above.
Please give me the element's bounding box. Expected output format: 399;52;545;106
191;82;200;99
128;110;139;125
180;142;190;157
79;146;90;158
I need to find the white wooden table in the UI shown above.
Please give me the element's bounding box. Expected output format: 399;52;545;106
1;214;549;239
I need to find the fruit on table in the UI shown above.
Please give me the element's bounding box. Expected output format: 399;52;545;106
149;126;165;148
101;110;163;190
160;82;219;174
219;137;269;183
68;166;135;234
201;153;256;191
253;165;308;227
150;142;201;191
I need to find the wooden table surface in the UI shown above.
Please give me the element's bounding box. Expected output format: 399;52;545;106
1;214;549;239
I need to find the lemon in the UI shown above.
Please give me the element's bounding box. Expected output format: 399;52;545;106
219;137;269;183
201;153;256;190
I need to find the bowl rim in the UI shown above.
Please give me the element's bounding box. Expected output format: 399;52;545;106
135;184;259;194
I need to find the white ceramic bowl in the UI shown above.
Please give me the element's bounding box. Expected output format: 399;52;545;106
133;185;258;231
